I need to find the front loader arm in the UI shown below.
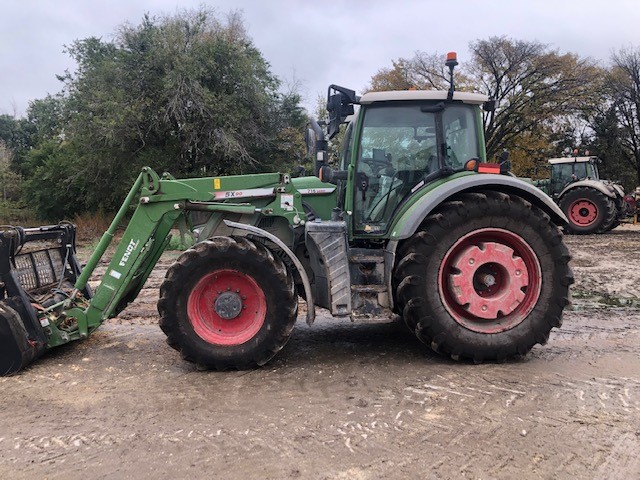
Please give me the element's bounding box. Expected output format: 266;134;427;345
0;166;288;374
49;167;259;347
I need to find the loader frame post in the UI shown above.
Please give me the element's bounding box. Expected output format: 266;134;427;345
73;171;146;293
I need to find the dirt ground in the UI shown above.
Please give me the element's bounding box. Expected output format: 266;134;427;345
1;225;639;480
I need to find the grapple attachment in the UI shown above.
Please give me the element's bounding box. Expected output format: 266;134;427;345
0;224;89;375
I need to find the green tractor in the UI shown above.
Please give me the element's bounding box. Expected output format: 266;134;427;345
0;53;573;375
533;155;628;234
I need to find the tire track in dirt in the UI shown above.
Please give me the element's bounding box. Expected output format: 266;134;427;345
2;228;640;479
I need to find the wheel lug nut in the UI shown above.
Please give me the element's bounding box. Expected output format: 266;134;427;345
236;289;240;293
481;305;487;312
469;258;475;265
515;270;521;276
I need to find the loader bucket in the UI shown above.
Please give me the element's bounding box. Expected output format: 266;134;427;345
0;300;44;375
0;224;90;375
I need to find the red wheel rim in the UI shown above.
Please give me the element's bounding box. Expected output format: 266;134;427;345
187;269;266;346
438;228;542;333
568;199;598;226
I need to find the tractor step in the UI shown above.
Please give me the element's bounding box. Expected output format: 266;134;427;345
351;285;387;293
349;253;384;264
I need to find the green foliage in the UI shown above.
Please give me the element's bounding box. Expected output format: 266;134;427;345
23;140;88;219
19;8;305;221
0;200;36;225
581;105;636;189
0;142;22;201
167;232;196;251
0;141;34;225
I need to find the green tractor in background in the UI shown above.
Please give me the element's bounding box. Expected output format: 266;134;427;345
0;53;573;375
533;155;628;234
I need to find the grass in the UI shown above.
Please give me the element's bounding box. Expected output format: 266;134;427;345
72;211;116;244
570;288;640;309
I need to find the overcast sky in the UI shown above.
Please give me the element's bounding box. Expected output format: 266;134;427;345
2;0;640;117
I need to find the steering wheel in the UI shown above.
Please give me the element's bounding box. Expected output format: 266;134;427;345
362;158;395;178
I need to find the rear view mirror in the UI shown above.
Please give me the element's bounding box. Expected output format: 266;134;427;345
483;99;497;112
327;85;358;139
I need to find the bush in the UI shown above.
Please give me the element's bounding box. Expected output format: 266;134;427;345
0;200;37;226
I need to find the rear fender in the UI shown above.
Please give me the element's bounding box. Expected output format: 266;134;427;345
389;174;568;241
558;180;617;200
609;183;625;198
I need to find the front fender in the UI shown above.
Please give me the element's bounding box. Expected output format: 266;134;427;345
389;174;568;241
223;220;316;326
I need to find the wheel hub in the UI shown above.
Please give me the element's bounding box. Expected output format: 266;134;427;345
569;199;597;226
214;291;243;320
187;269;266;346
449;242;529;319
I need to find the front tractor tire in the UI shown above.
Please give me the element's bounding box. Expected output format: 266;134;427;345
158;237;298;370
559;187;616;234
394;191;573;363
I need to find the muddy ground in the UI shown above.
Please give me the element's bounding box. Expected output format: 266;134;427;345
1;225;639;479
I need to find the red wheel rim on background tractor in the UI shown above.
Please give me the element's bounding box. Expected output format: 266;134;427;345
568;199;598;227
438;228;542;334
187;269;267;345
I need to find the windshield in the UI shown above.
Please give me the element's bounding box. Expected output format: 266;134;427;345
353;102;479;234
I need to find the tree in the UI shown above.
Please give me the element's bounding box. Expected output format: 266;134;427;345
469;37;598;161
367;59;417;92
0;142;22;201
584;105;636;188
607;47;640;185
22;7;306;219
366;37;600;176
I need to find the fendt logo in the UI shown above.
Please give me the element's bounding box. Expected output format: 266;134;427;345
119;239;140;267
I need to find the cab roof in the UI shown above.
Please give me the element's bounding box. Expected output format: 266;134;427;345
359;90;488;105
547;156;597;165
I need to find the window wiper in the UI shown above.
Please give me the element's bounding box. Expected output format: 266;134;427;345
420;102;445;113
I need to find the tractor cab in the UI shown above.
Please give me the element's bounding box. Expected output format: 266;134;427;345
313;53;506;237
347;90;487;234
548;156;600;197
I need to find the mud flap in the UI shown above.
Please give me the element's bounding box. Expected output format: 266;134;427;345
0;302;44;375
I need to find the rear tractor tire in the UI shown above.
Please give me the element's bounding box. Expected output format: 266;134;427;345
158;236;298;370
394;191;573;363
559;187;616;234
